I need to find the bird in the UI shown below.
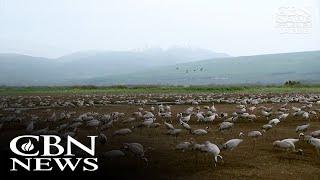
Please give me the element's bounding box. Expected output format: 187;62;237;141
278;113;289;120
98;133;108;144
86;119;101;129
296;124;310;132
196;111;205;122
204;114;218;122
248;130;262;150
210;103;217;112
262;124;273;131
103;150;125;159
70;122;83;128
306;137;320;156
167;128;182;138
122;143;148;163
26;120;34;132
33;127;49;135
219;122;234;132
292;107;301;112
268;118;280;126
191;141;207;152
191;129;208;135
302;112;310;120
239;132;245;137
143;111;155;119
175;141;192;152
311;130;320;138
261;110;272;118
48;112;57;122
112;128;132;136
273;140;296;152
248;131;263;138
222;139;243;151
248;106;256;111
204;141;223;167
101;120;113;130
138;119;154;128
164;121;174;130
150;106;155;112
179;113;191;122
180;120;192;132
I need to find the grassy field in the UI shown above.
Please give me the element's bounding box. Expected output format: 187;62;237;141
1;85;320;95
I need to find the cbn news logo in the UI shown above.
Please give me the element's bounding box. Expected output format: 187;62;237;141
9;135;98;172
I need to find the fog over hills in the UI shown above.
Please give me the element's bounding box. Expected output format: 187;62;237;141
1;49;319;86
86;51;320;85
0;47;229;86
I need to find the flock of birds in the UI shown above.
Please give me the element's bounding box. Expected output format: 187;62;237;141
0;93;320;168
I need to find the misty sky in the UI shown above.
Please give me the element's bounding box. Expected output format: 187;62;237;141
0;0;319;58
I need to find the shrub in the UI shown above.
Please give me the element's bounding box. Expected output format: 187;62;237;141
284;80;301;86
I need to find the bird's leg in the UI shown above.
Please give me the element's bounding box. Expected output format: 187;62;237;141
95;127;99;134
211;157;216;168
252;139;256;152
218;155;224;164
142;157;148;167
285;148;290;156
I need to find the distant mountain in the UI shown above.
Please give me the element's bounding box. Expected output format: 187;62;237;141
0;47;228;86
86;51;320;85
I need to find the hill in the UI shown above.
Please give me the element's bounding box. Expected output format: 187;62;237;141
86;51;320;85
0;47;228;86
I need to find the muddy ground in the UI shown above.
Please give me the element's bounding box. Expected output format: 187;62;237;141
0;94;320;179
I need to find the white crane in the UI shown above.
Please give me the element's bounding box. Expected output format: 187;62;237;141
248;130;263;138
311;130;320;138
210;103;217;112
219;122;234;132
307;137;320;156
278;113;289;120
261;110;272;118
122;143;148;164
164;121;174;130
26;120;34;132
204;141;223;167
103;150;125;159
204;113;218;122
86;119;101;129
98;133;108;144
192;129;208;135
262;124;273;131
268;118;280;125
180;120;191;132
196;111;205;122
179;113;191;122
296;124;310;132
112;128;132;136
273;140;296;151
248;130;263;150
167;128;182;138
175;141;192;152
222;139;243;151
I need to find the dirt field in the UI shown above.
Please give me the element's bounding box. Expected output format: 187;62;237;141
0;93;320;179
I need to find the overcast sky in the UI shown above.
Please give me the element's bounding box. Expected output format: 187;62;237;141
0;0;319;58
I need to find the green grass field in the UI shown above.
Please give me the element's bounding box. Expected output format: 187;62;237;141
1;85;320;95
